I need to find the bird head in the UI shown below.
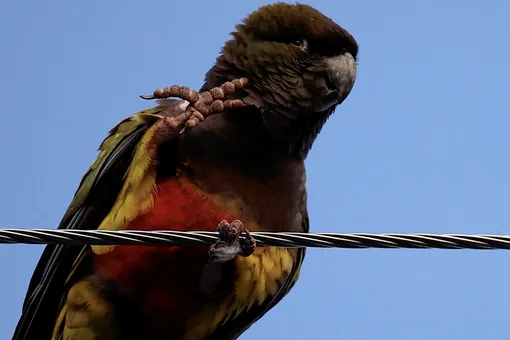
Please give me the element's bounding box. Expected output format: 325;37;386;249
203;2;359;156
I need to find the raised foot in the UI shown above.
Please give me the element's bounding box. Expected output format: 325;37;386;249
142;78;249;134
198;220;256;295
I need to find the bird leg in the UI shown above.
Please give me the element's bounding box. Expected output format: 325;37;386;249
210;220;256;260
142;78;249;137
198;220;256;295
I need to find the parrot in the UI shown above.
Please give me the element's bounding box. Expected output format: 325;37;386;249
13;2;358;340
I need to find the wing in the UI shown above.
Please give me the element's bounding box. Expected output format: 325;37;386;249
208;214;309;340
13;100;186;340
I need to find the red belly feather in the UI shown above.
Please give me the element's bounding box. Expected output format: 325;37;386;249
94;178;237;336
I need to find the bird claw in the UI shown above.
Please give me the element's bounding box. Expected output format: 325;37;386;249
198;220;256;295
141;78;249;134
209;220;256;263
199;220;255;295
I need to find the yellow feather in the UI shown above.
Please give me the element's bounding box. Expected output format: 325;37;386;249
183;246;299;340
60;278;118;340
93;120;160;255
61;109;164;225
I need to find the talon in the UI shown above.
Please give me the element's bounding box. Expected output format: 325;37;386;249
238;228;256;257
199;219;255;295
144;78;250;137
209;219;255;263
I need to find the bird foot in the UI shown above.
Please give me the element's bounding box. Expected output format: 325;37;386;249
141;78;249;133
198;220;256;295
210;219;256;262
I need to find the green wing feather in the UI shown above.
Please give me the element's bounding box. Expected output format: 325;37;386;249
13;106;171;340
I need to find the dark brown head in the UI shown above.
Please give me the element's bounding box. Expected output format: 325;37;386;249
204;2;358;157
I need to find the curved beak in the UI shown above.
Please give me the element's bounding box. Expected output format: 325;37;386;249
324;52;357;103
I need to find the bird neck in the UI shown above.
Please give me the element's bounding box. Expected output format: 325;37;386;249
201;57;334;160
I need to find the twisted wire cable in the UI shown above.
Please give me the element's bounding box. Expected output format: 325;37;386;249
1;228;510;249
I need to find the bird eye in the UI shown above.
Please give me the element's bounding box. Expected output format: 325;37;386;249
291;39;308;51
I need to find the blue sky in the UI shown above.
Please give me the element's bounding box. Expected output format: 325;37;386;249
1;0;509;339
